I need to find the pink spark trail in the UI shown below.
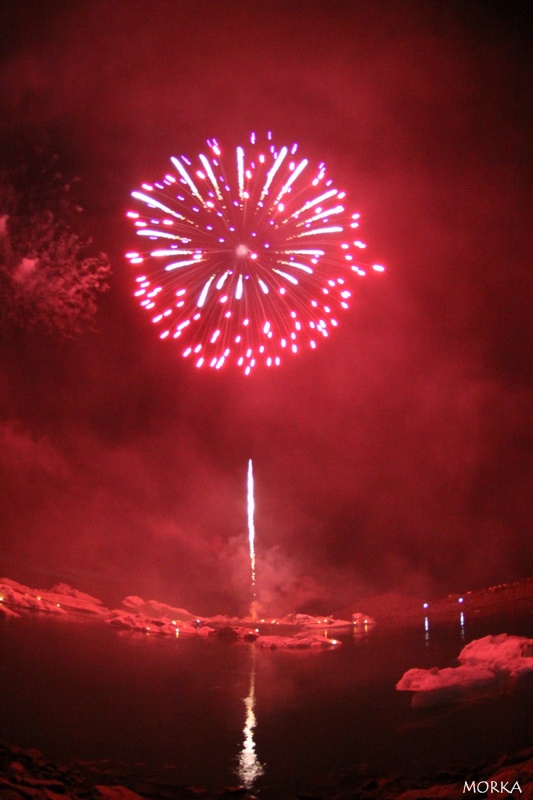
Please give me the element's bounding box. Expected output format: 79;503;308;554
126;132;384;374
247;459;256;599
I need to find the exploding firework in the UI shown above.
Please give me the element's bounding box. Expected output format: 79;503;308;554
126;132;384;374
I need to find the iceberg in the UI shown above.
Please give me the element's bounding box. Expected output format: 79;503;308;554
397;634;533;707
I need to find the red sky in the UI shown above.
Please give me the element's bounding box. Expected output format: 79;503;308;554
0;0;531;615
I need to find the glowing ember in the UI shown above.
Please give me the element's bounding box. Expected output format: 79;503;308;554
126;132;384;373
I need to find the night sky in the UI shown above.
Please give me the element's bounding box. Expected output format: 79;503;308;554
0;0;531;616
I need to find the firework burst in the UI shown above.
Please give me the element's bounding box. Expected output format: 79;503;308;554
126;132;384;374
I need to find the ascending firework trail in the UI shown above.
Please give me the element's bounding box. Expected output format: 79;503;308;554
247;459;257;604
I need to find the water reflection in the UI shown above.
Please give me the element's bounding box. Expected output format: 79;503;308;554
422;612;467;643
236;645;264;789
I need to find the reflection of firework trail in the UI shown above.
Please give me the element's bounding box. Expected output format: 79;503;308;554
247;459;256;598
237;646;264;789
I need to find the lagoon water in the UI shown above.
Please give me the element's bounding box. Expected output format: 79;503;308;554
1;608;531;794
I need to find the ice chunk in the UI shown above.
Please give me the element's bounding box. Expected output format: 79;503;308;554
397;634;533;707
255;632;341;650
121;595;203;622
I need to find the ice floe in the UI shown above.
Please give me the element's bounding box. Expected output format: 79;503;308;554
397;633;533;706
0;577;379;651
255;631;342;649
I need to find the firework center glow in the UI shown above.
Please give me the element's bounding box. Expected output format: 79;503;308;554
236;244;251;258
247;459;256;599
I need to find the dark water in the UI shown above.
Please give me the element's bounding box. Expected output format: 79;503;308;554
0;608;531;794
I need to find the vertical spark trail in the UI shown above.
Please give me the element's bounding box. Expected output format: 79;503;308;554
247;459;256;598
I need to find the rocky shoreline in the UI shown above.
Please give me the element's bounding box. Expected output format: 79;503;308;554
336;577;533;630
0;741;532;800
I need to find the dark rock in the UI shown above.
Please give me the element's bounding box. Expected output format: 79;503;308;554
0;789;29;800
92;786;144;800
17;778;66;791
125;781;158;796
19;752;43;764
395;785;463;799
107;619;132;630
150;787;187;800
215;627;240;643
430;772;460;784
0;780;40;799
0;778;29;796
506;747;533;765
